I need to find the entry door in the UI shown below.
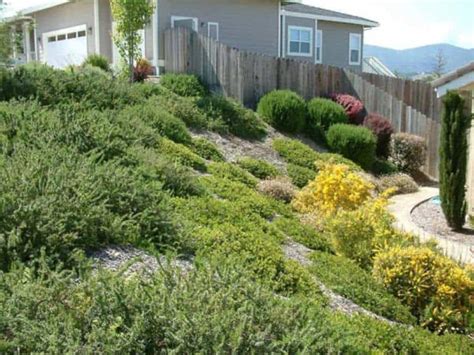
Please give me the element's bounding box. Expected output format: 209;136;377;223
43;25;88;68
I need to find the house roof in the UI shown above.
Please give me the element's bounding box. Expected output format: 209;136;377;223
21;0;71;15
432;61;474;88
282;3;379;28
363;57;396;77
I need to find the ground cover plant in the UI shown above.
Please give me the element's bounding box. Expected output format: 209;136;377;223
0;65;472;352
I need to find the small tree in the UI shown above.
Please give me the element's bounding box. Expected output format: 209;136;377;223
439;91;471;230
110;0;154;82
432;49;447;78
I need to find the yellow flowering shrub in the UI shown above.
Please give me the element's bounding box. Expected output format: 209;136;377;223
373;246;474;333
292;164;374;216
325;192;415;269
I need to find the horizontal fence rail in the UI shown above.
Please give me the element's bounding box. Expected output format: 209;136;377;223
164;27;443;178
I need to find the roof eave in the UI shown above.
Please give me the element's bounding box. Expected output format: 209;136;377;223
281;10;379;28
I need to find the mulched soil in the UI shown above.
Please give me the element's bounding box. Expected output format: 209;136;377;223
411;200;474;245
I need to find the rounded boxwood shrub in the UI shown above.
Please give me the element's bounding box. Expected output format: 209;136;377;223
331;93;367;125
307;98;348;143
363;114;394;158
257;90;306;133
326;124;377;170
159;73;207;97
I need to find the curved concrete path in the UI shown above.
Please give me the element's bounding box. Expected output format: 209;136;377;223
388;187;474;264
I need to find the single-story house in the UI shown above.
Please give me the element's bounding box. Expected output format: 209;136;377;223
432;61;474;216
12;0;378;73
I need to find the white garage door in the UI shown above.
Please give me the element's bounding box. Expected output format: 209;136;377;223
43;25;88;68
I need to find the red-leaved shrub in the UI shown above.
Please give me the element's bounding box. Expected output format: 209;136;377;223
363;114;394;158
133;58;153;82
331;94;366;125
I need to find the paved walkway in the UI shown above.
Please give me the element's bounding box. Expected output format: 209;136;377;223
388;187;473;264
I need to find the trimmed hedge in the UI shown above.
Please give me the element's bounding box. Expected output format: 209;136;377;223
159;73;207;97
257;90;306;133
326;124;377;170
307;98;348;143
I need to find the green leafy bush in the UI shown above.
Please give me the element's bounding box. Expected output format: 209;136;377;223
198;95;267;139
208;162;258;187
157;138;207;172
189;137;225;162
326;124;377;170
313;152;362;172
371;158;399;176
237;157;280;179
389;133;427;174
154;91;208;128
0;146;177;271
286;163;316;188
82;54;111;72
373;246;474;333
310;252;416;324
375;173;419;195
120;100;191;144
272;138;319;169
159;73;207;97
257;90;306;133
307;98;348;143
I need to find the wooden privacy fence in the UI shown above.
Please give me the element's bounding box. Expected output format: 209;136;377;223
164;27;442;178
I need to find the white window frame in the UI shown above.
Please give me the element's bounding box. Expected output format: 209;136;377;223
42;24;88;65
315;29;323;64
171;16;199;31
349;33;362;65
287;26;313;57
207;22;219;41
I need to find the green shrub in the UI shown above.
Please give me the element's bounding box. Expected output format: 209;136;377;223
237;157;280;179
313;152;362;172
273;217;333;253
0;146;177;271
389;133;427;174
208;162;258;188
198;95;267;139
82;54;111;72
154;91;208;128
373;246;474;333
119;100;191;144
127;146;207;197
326;124;377;170
310;252;416;324
159;73;206;97
439;92;471;230
189;137;225;162
286;163;316;188
371;158;399;176
157;138;207;172
257;90;306;133
307;98;348;143
376;173;419;195
272;138;318;169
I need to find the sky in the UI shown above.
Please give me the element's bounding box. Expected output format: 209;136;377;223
4;0;474;50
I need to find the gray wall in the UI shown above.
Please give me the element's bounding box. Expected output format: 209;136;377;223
98;0;113;61
318;21;364;72
158;0;280;62
34;0;96;61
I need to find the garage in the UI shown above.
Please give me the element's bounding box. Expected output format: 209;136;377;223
43;25;88;68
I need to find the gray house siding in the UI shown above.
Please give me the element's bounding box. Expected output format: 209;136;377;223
283;16;316;62
98;0;113;61
157;0;280;62
318;21;364;72
34;0;96;61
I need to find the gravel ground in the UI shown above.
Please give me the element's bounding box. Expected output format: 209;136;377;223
411;200;474;245
283;239;397;325
88;245;194;277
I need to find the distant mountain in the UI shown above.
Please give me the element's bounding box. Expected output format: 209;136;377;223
364;44;474;76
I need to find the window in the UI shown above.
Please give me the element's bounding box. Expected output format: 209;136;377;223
208;22;219;41
48;36;56;42
288;26;313;57
315;30;322;63
349;33;362;65
171;16;198;32
57;34;66;41
67;32;77;39
78;30;86;37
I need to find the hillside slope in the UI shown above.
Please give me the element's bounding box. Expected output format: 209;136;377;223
365;43;474;74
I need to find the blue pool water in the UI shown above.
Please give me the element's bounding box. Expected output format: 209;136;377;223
430;196;441;205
